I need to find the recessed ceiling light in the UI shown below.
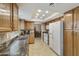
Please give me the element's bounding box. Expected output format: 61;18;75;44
36;13;39;16
42;14;45;16
37;9;42;12
45;11;48;13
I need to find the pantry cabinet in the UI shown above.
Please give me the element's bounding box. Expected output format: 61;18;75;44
64;7;79;56
73;7;79;56
0;3;19;32
64;10;74;56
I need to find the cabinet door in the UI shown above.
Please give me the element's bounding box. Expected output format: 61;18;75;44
24;22;34;30
74;7;79;30
12;4;18;31
64;11;73;30
29;32;35;44
74;7;79;56
76;31;79;55
0;3;12;31
64;30;74;56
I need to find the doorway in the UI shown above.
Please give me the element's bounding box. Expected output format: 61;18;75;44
34;24;41;38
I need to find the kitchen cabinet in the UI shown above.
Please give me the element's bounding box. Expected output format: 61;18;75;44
64;7;79;56
24;21;34;30
12;4;19;31
0;4;12;31
24;21;35;44
29;32;34;44
73;7;79;56
0;3;19;32
64;10;74;56
64;11;73;30
64;30;74;56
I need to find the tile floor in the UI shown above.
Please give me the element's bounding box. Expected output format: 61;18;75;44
29;38;57;56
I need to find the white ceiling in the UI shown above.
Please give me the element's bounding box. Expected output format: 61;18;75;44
17;3;79;22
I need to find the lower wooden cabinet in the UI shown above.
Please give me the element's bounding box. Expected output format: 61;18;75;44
24;21;35;44
74;30;79;56
64;30;74;56
29;32;35;44
76;31;79;55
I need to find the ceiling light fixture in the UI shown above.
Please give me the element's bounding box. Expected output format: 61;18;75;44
37;9;42;12
45;11;48;13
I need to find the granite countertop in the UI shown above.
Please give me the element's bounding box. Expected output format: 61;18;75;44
0;34;29;56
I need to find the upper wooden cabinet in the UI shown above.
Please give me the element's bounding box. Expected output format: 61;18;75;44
0;3;19;32
74;7;79;30
24;21;34;30
12;4;19;31
64;11;73;30
0;4;12;32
